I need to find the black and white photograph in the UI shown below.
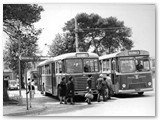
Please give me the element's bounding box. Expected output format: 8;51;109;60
2;2;156;117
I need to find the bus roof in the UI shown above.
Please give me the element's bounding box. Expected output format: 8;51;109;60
38;52;99;67
99;50;149;60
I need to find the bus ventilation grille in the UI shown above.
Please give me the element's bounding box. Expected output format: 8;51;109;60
129;83;146;89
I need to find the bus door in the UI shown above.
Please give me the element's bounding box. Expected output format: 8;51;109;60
111;58;119;93
38;67;42;91
55;60;63;96
52;62;56;95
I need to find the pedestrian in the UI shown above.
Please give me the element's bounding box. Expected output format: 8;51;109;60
66;76;75;105
59;77;67;104
85;75;93;104
96;74;105;102
27;78;35;98
106;74;113;99
31;79;35;97
27;78;31;93
102;77;108;101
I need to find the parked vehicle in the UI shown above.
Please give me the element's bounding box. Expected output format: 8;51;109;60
8;79;19;90
99;50;153;95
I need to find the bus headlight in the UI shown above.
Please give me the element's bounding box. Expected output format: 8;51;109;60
122;84;126;88
148;82;152;86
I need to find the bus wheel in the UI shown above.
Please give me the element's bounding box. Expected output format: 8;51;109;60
138;92;144;95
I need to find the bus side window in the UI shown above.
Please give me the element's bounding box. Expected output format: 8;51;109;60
56;61;62;73
102;59;111;73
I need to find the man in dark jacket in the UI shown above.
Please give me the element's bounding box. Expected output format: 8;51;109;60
96;74;105;102
59;77;67;104
66;76;75;104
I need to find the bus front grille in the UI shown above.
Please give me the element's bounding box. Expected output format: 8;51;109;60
129;83;146;89
74;77;96;90
74;77;87;90
132;79;143;83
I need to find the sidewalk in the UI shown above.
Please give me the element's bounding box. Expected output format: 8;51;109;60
3;103;47;116
3;89;47;116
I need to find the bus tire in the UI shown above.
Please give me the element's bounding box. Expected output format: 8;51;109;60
138;92;144;95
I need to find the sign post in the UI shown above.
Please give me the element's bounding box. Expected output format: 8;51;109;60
20;56;51;110
24;68;29;110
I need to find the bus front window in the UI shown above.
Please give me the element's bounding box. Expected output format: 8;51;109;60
84;59;99;72
66;59;83;73
120;60;136;73
136;59;150;72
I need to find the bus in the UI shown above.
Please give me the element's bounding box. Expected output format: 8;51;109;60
37;52;99;98
99;50;153;95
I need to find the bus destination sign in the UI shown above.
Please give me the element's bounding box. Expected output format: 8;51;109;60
76;53;89;57
128;50;140;56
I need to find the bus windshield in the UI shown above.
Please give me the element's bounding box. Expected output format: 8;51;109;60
135;57;150;72
66;59;83;73
66;58;99;73
119;56;150;73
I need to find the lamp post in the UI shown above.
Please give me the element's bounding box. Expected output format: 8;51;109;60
18;30;21;97
75;17;79;52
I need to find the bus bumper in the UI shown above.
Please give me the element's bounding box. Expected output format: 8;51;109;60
118;88;153;94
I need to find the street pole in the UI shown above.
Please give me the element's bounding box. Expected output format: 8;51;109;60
18;33;21;97
75;17;79;52
25;68;29;110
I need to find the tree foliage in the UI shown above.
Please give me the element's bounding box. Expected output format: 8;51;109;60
62;13;134;55
3;4;44;93
3;4;43;26
3;4;44;72
48;33;75;56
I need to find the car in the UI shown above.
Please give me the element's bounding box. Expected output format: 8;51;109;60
8;79;19;90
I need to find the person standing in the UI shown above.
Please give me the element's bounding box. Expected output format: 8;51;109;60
66;76;75;105
31;79;35;94
96;74;105;102
106;74;113;99
102;77;108;101
59;77;67;104
85;75;93;104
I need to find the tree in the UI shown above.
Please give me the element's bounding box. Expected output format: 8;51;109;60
48;33;76;56
63;13;134;55
3;4;44;101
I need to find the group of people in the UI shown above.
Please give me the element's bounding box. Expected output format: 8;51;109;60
96;74;113;102
59;76;75;105
59;74;113;105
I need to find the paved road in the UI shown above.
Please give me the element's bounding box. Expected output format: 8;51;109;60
8;78;155;116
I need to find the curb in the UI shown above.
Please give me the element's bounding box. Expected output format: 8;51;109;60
4;105;47;116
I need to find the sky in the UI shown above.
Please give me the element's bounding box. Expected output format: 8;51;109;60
33;3;155;58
